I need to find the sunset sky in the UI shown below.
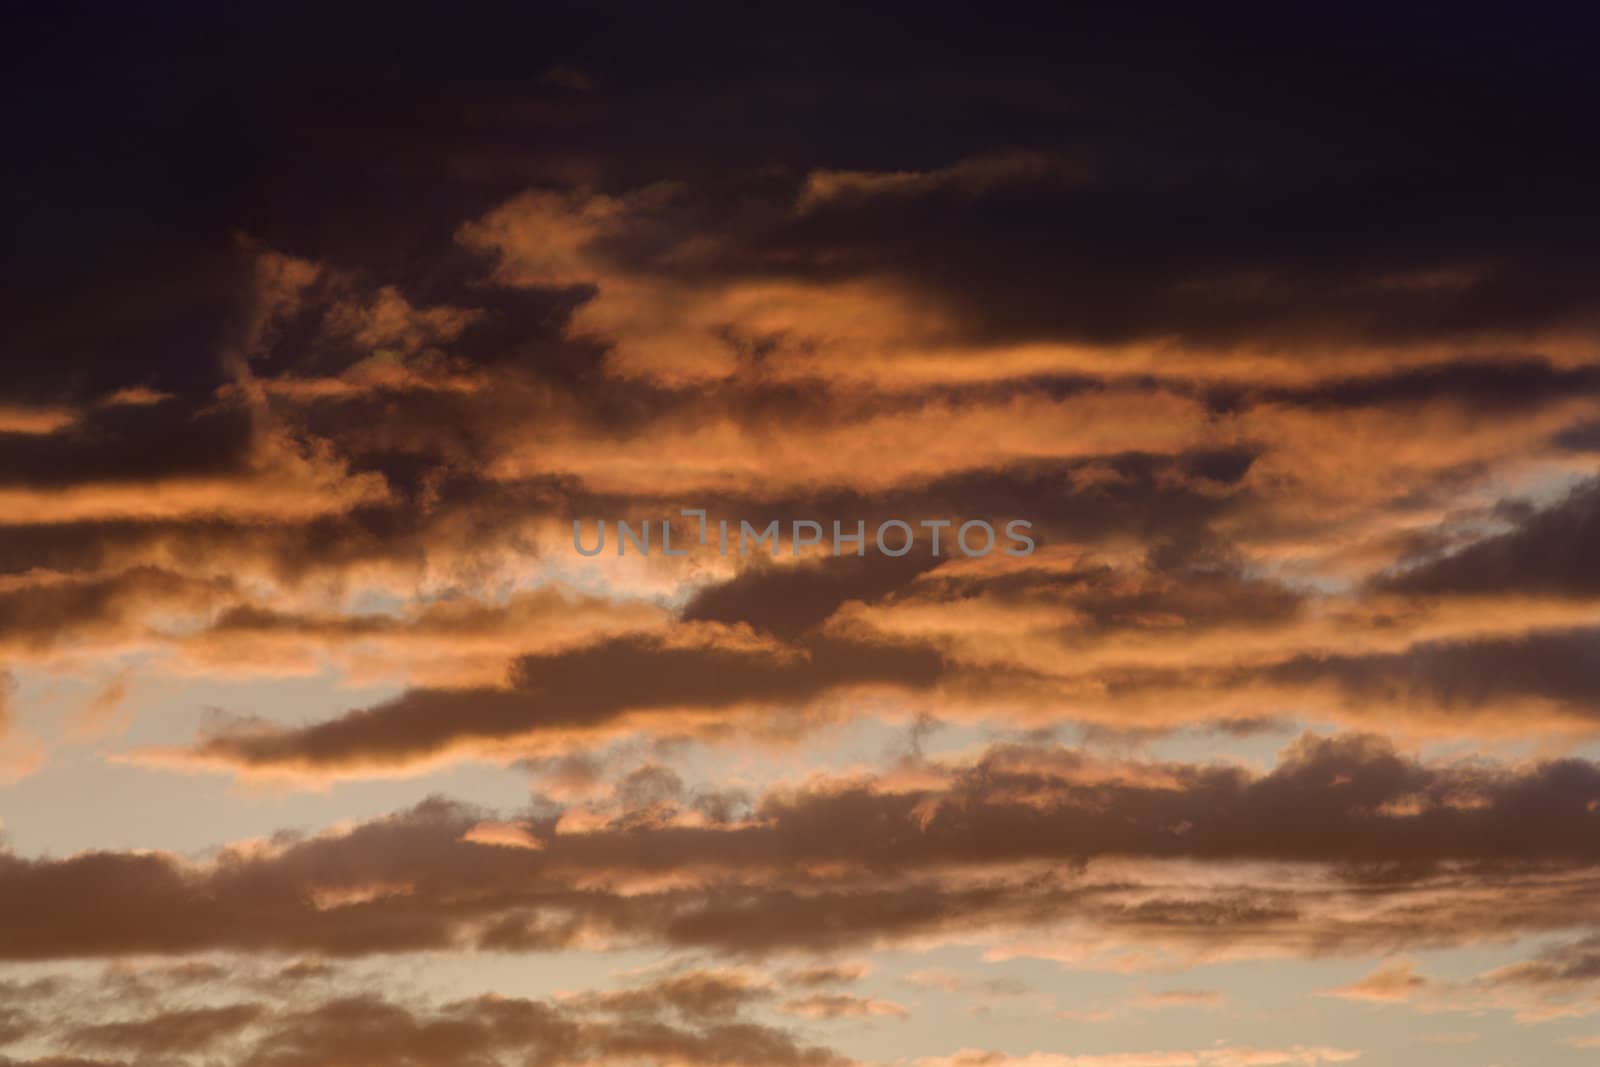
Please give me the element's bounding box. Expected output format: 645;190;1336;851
4;5;1600;1065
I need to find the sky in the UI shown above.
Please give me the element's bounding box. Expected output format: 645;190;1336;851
3;4;1600;1065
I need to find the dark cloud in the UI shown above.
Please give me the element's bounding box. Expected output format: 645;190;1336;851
0;567;232;654
1219;358;1600;414
1265;627;1600;721
9;737;1600;960
0;473;578;581
0;402;256;489
683;554;943;638
1555;420;1600;453
236;993;848;1067
1483;934;1600;988
909;536;1304;632
1380;478;1600;597
179;633;946;774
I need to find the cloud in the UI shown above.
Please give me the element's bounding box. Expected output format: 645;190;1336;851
1479;935;1600;989
777;994;908;1021
6;8;1600;1062
462;821;545;851
681;554;943;639
1307;936;1600;1023
782;964;868;989
66;1004;266;1057
914;1048;1358;1067
0;671;14;738
150;631;945;779
1137;990;1224;1010
17;976;851;1067
13;737;1600;963
1379;477;1600;597
1320;961;1429;1004
0;567;234;657
568;969;769;1022
1258;627;1600;729
0;1006;30;1046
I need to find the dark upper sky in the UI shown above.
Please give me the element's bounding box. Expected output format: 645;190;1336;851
7;3;1600;397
